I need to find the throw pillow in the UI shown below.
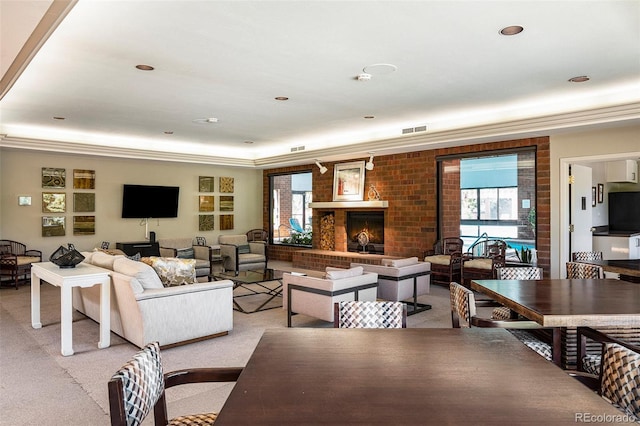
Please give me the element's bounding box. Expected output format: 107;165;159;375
325;266;364;280
389;257;419;268
237;244;251;254
176;247;195;259
127;252;141;261
147;257;197;287
114;257;164;290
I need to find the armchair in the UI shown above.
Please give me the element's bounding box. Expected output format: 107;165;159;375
158;238;213;282
423;237;463;286
0;240;42;289
218;234;267;276
461;238;506;287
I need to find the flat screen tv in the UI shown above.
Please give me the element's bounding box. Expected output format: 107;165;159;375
121;184;179;218
608;191;640;231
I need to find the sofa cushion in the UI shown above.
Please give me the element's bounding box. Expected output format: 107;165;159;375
91;251;123;270
424;254;452;266
176;247;194;259
114;257;164;290
463;258;493;270
145;257;197;287
388;257;419;268
325;266;364;280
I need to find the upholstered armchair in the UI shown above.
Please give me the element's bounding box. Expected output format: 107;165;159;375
461;238;506;287
158;238;213;282
218;234;267;276
0;240;42;289
423;237;463;286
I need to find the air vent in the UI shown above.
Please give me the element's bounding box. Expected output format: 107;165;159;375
402;125;427;134
290;145;306;152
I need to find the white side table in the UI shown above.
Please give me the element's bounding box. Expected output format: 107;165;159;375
31;262;111;356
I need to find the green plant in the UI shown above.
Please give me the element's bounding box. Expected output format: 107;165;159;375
528;208;536;237
282;231;313;246
516;247;532;264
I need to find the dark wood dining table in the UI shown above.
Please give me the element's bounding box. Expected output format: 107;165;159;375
214;328;623;425
471;278;640;367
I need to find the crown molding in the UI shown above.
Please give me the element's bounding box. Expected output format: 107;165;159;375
2;102;639;168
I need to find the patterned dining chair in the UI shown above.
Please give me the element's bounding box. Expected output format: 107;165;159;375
333;300;407;328
571;251;603;262
600;341;640;421
449;282;553;361
491;267;543;320
108;342;243;426
566;261;604;279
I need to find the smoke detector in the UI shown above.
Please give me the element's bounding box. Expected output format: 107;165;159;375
357;73;372;81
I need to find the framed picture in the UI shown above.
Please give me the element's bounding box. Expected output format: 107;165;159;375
219;176;234;193
219;195;234;211
220;214;234;230
42;167;66;188
18;196;31;206
73;216;95;235
597;183;604;204
42;192;66;213
199;214;215;231
592;187;597;207
199;176;214;192
333;161;365;201
199;195;214;212
73;192;95;212
73;169;95;189
42;216;66;237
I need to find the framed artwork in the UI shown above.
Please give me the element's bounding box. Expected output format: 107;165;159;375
219;176;234;193
73;216;95;235
42;167;66;188
199;215;215;231
18;196;31;206
220;214;234;230
199;176;215;192
199;195;214;212
42;192;66;213
597;183;604;204
73;169;96;189
592;187;597;207
42;216;66;237
73;193;95;212
219;195;234;211
333;161;365;201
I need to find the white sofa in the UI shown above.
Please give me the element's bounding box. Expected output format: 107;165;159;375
351;257;431;315
283;266;378;327
72;251;234;348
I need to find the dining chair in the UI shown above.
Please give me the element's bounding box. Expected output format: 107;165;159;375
571;251;603;262
574;327;640;421
566;261;604;279
491;267;543;320
576;326;640;375
108;341;243;426
449;282;553;361
333;300;407;328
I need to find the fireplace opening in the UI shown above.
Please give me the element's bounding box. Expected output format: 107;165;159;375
346;211;384;254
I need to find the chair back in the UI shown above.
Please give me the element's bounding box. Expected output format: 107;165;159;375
449;282;476;328
572;251;603;262
566;262;604;279
108;342;165;426
435;237;463;255
246;229;268;242
194;236;207;246
289;218;305;233
599;342;640;420
334;301;407;328
497;267;543;280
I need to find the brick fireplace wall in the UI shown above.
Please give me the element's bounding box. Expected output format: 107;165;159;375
262;137;550;276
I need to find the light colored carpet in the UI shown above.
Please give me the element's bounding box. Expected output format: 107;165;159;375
0;262;477;426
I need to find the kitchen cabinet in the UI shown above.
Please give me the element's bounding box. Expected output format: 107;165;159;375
606;159;638;183
593;235;640;260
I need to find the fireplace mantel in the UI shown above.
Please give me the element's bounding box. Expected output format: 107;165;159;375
308;201;388;209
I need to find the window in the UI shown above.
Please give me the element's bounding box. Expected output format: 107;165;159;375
269;172;313;246
438;150;536;254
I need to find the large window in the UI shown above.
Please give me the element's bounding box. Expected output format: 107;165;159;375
438;150;536;254
269;172;313;246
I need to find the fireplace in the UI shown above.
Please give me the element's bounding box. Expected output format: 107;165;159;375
346;211;384;254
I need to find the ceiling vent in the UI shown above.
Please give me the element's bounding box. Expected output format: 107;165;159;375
402;125;427;134
290;145;305;152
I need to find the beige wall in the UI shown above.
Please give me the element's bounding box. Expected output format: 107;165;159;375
549;124;640;277
0;150;263;258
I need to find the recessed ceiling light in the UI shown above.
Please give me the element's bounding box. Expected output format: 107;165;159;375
569;76;590;83
274;96;289;101
52;116;65;120
500;25;524;36
164;131;173;135
192;118;219;124
135;64;154;71
364;116;375;119
244;140;254;144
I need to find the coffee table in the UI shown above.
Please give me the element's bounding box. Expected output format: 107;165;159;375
215;269;302;314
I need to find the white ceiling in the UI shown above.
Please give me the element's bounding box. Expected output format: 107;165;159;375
1;0;639;168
